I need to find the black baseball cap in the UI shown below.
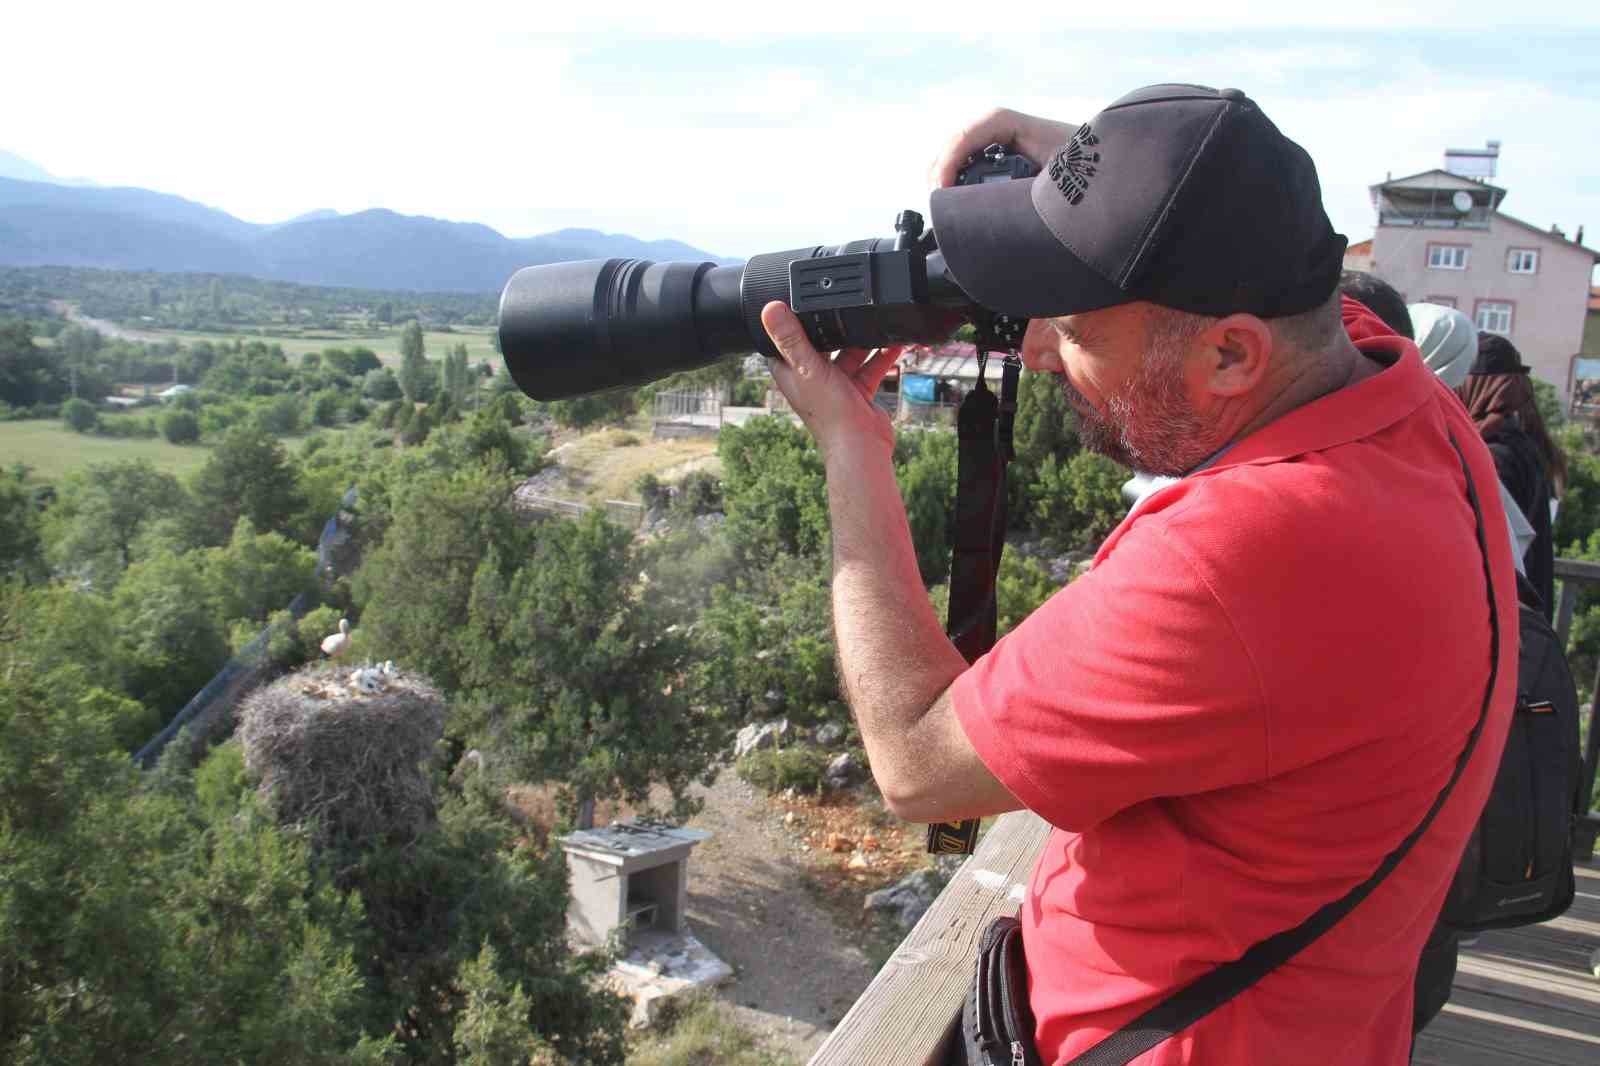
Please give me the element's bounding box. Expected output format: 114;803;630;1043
929;84;1346;320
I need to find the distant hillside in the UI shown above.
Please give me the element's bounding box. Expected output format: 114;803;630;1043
0;170;735;293
0;150;98;187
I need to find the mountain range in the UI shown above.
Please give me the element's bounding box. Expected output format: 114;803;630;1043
0;153;734;293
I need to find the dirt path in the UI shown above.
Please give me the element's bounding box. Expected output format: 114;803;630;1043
681;773;881;1063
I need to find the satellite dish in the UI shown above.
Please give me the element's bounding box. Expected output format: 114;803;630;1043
1452;191;1474;213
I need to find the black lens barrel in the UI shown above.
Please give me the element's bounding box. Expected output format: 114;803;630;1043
497;242;974;401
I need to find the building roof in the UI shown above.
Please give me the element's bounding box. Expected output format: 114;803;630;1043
1492;211;1600;261
1346;238;1373;256
158;383;194;398
899;340;1008;383
1372;168;1507;199
1590;287;1600;313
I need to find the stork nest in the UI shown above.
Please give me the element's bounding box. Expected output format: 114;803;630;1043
238;662;446;851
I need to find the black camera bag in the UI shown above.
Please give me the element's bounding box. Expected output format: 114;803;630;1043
1441;571;1583;931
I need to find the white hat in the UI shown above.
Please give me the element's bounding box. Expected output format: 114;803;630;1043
1408;303;1477;390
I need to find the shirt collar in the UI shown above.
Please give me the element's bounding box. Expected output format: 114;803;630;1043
1204;301;1434;474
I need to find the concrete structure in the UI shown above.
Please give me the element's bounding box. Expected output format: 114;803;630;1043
560;820;711;949
1348;143;1598;400
560;820;731;1028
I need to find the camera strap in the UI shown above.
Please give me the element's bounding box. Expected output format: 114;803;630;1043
929;350;1021;856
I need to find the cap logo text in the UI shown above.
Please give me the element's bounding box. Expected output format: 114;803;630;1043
1049;124;1101;205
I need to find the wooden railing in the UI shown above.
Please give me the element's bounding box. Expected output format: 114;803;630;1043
809;811;1050;1066
809;556;1600;1066
1550;556;1600;857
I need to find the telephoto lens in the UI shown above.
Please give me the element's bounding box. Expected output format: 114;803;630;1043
497;237;972;401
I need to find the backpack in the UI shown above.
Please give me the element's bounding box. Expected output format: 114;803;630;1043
1441;572;1584;931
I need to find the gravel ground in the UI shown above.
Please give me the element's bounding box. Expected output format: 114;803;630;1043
680;772;882;1063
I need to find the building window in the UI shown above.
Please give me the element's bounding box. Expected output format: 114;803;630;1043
1475;300;1514;335
1507;248;1539;274
1425;295;1458;309
1427;244;1469;270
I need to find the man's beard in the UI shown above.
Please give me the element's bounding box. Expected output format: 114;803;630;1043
1062;345;1216;477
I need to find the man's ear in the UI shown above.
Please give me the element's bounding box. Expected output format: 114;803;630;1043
1197;314;1272;397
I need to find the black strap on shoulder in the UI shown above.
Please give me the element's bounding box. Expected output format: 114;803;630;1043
930;353;1021;856
1068;433;1502;1065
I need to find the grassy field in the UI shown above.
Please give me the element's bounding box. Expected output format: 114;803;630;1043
555;420;721;505
1;419;213;483
93;324;499;368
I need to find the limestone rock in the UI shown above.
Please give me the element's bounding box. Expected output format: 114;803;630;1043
815;722;846;748
864;868;944;929
734;718;790;759
824;752;861;789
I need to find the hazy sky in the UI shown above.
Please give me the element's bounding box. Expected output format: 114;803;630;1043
6;3;1598;263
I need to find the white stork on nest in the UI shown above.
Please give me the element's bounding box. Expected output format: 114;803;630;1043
321;618;351;658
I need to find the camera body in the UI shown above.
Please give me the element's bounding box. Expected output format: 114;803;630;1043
496;146;1038;401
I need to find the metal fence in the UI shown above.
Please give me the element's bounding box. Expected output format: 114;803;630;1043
511;491;644;530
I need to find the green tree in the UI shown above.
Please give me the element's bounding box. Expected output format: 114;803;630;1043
1031;449;1128;552
459;511;717;820
209;276;224;315
61;396;98;433
311;389;342;427
441;344;471;408
894;429;958;584
199;517;319;627
363;367;402;401
717;416;830;560
45;459;188;586
353;463;523;691
0;318;67;407
188;425;307;545
161;408;201;444
398;320;430;402
110;549;232;715
0;662;394;1065
375;301;394;325
0;478;44;581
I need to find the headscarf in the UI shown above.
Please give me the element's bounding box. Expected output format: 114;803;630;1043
1456;333;1567;492
1408;303;1476;390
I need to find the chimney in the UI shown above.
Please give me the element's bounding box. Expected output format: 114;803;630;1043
1577;225;1585;245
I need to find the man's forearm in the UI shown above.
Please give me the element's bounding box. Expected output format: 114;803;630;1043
824;449;969;793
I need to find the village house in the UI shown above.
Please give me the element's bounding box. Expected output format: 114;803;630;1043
1344;141;1599;401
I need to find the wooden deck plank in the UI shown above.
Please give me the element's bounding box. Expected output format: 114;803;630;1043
808;811;1051;1066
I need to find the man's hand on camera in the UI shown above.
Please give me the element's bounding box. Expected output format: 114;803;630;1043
930;107;1078;189
761;301;900;465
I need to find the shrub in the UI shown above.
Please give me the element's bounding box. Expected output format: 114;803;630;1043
62;396;98;433
194;739;253;822
310;389;342;427
736;745;828;795
1031;449;1128;552
161;408;201;444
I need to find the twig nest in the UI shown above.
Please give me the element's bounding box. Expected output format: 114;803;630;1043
238;662;445;850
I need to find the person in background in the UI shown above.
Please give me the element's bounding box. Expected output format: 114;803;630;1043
1339;270;1413;340
1458;334;1566;619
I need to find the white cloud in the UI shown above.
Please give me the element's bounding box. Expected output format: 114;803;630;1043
3;13;1596;271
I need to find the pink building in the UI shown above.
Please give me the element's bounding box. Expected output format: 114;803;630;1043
1346;142;1599;400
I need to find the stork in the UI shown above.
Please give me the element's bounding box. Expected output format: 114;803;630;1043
321;618;351;658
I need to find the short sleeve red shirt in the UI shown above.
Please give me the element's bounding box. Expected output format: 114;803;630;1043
950;298;1519;1065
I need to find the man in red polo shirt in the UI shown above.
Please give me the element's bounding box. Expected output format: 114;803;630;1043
761;84;1517;1064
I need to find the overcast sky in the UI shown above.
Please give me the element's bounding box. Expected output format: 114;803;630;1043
6;3;1598;265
